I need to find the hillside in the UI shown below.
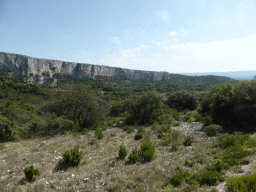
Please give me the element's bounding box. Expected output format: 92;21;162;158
0;72;256;191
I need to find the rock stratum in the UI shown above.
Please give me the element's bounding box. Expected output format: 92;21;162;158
0;52;169;85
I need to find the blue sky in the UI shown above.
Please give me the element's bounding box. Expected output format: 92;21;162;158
1;0;256;73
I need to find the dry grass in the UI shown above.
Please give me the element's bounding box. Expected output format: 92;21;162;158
1;124;256;191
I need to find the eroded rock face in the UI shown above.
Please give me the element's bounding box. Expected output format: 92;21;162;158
0;52;169;85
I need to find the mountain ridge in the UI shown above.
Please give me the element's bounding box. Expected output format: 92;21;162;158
0;52;169;85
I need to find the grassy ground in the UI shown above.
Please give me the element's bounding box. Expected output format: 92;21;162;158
1;123;256;192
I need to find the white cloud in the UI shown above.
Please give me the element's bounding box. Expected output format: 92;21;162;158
53;48;93;63
169;32;177;37
110;37;121;45
100;33;256;73
157;11;169;22
121;49;134;57
139;44;150;49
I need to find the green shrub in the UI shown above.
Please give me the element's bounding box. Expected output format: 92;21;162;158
122;126;134;133
5;100;18;108
202;115;212;126
223;145;252;166
200;81;256;133
95;128;103;139
227;174;256;192
125;91;165;125
173;121;181;126
204;124;222;136
128;148;141;164
137;127;145;133
140;140;156;162
187;117;195;123
166;91;198;111
170;143;178;152
185;159;195;167
217;132;250;149
197;168;223;186
165;167;190;187
183;136;194;146
119;145;127;160
24;165;40;182
160;135;172;146
0;117;14;143
62;147;83;167
134;133;143;140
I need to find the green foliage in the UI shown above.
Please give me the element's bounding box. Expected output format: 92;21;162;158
165;167;190;187
95;128;103;139
197;168;223;186
24;165;40;182
227;174;256;192
134;133;143;140
187;117;195;123
201;81;256;132
204;124;222;136
62;147;83;167
128;148;141;164
0;117;14;143
202;115;213;126
217;132;250;149
183;136;194;146
5;100;18;108
166;91;198;111
122;126;134;133
222;145;252;165
140;140;156;162
118;145;127;160
215;132;254;166
128;140;156;163
125;91;165;125
42;85;109;129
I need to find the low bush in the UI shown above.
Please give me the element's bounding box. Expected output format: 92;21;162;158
166;91;198;111
187;117;195;123
202;115;212;126
204;124;222;136
222;145;252;166
119;145;127;160
227;174;256;192
24;165;40;182
197;168;223;186
0;117;14;143
95;128;103;139
122;126;134;133
134;133;143;140
140;140;156;162
62;147;83;167
217;132;250;149
165;167;190;187
128;148;141;164
183;136;194;146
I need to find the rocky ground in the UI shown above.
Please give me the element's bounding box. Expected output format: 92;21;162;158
1;122;256;191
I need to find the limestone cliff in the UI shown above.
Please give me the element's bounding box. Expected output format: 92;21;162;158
0;52;169;85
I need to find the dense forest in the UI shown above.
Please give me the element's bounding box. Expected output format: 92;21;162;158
1;72;256;191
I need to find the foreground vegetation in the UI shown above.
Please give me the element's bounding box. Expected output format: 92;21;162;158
1;72;256;191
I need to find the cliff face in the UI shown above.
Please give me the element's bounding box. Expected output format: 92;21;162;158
0;52;169;85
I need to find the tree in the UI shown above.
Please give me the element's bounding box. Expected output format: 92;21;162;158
166;91;198;111
43;84;110;129
126;91;165;125
200;81;256;132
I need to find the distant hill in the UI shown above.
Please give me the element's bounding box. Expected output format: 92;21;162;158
179;71;256;80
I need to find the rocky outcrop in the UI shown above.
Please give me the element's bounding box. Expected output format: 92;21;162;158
0;52;169;85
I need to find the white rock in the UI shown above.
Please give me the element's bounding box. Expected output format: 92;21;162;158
83;178;89;182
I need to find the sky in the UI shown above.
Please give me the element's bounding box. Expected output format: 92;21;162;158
0;0;256;73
